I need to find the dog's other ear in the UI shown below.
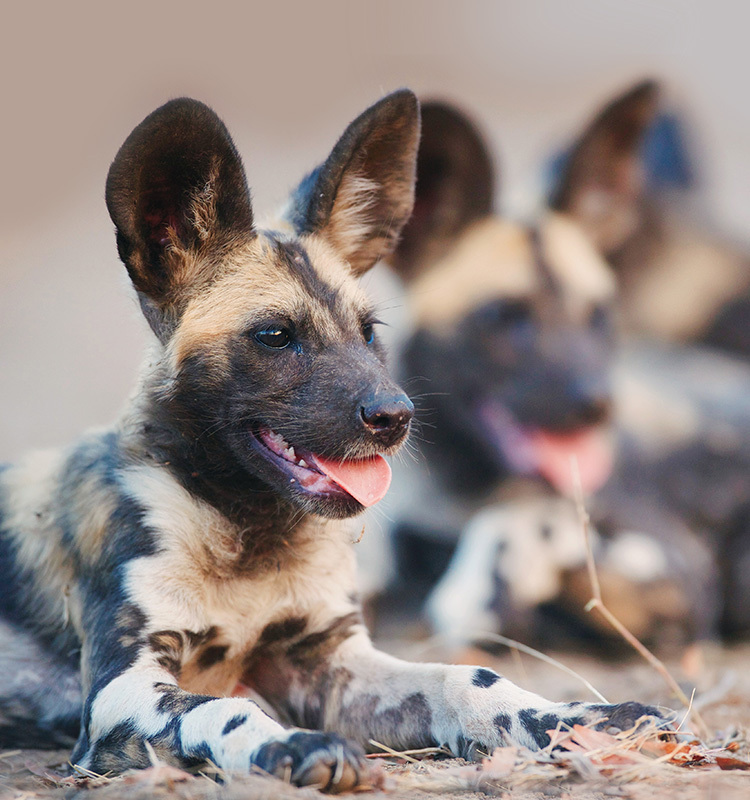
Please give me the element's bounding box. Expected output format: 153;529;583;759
286;89;420;276
106;98;254;324
389;101;495;282
548;80;660;256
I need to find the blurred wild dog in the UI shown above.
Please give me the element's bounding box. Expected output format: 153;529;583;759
0;92;667;789
548;78;750;635
368;100;718;651
549;79;750;357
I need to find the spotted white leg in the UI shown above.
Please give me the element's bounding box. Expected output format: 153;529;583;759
255;625;669;758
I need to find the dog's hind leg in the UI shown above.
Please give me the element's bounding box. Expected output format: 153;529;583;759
0;619;82;748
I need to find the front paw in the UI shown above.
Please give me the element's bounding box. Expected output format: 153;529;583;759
582;701;673;735
495;701;672;751
253;731;364;793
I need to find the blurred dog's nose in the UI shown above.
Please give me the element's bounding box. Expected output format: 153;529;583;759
360;393;414;444
565;381;611;427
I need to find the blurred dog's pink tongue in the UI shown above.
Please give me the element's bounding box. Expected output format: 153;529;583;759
312;455;392;507
530;427;613;495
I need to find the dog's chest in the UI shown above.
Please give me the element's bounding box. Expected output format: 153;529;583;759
124;518;359;696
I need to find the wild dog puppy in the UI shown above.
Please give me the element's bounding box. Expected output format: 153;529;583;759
549;79;750;356
0;92;666;790
371;101;715;650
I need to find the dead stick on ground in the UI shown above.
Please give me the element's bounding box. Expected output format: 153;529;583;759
570;456;709;738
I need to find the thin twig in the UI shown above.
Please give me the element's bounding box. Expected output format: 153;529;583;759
68;762;110;780
570;456;709;738
412;631;609;703
364;745;449;760
676;688;696;733
510;643;529;686
368;739;419;762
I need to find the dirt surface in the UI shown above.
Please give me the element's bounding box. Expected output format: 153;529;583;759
3;642;749;800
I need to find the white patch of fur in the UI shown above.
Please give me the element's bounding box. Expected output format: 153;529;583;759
604;531;669;583
119;464;359;691
472;499;592;608
87;661;172;745
425;521;503;645
178;696;285;771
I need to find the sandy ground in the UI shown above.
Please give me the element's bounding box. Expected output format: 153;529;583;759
3;640;750;800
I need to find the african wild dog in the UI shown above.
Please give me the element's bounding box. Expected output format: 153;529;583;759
0;91;666;791
549;79;750;357
364;100;717;650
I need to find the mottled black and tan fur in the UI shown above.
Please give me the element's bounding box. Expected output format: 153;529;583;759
0;92;664;791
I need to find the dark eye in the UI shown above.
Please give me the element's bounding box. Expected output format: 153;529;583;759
254;327;292;349
362;322;375;344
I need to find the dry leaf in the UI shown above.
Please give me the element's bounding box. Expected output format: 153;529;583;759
716;756;750;771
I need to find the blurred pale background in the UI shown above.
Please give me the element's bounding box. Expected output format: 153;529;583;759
1;0;749;459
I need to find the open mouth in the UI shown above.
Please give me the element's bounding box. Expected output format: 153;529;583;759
250;427;392;508
478;401;614;496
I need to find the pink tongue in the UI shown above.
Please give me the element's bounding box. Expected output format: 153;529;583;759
529;427;613;496
312;455;392;507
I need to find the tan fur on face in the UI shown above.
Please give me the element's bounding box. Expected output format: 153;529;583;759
410;219;537;328
410;213;615;330
170;233;371;369
540;212;616;306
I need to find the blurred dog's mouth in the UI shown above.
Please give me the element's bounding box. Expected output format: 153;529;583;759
477;401;614;495
250;426;392;507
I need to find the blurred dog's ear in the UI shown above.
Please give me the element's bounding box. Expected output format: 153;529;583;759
548;80;660;256
389;100;495;282
106;98;254;330
287;89;420;277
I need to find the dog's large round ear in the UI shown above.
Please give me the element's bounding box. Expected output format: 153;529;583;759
388;101;495;283
548;80;660;256
286;89;420;277
106;99;254;312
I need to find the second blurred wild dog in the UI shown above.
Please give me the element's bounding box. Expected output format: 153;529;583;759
367;101;717;650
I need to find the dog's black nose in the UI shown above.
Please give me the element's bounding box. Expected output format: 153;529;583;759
360;393;414;443
565;380;611;427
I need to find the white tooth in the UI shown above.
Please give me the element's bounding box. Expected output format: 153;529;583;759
298;459;308;468
288;447;295;459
